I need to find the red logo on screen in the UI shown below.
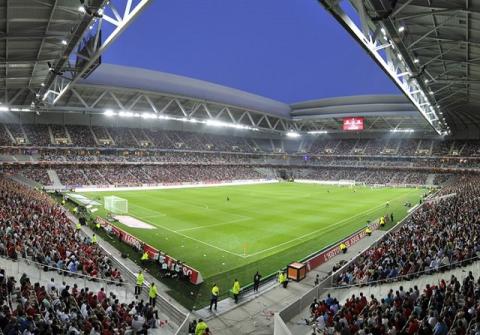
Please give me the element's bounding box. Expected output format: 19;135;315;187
343;117;364;131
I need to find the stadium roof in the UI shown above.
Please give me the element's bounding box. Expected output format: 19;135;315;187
1;0;453;136
80;64;292;118
37;64;429;134
0;0;95;98
291;95;430;132
319;0;480;136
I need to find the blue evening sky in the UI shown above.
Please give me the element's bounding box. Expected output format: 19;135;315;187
104;0;400;103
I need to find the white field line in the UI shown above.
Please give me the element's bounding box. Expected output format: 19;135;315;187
243;192;410;258
138;216;247;259
175;216;252;232
138;214;167;219
128;203;167;217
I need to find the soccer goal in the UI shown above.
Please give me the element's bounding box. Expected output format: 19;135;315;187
104;196;128;214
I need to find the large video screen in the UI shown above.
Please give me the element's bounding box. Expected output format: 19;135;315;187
343;117;364;131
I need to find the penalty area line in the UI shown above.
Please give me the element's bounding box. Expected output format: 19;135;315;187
139;217;247;259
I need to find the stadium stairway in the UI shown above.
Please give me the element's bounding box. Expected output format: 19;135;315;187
426;173;436;186
9;174;43;189
199;229;388;335
47;168;63;187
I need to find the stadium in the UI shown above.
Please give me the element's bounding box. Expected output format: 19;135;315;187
0;0;479;334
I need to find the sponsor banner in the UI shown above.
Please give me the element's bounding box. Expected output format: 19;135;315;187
306;222;379;270
95;217;203;285
143;243;202;285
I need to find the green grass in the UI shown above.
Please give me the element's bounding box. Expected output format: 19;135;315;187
80;182;424;309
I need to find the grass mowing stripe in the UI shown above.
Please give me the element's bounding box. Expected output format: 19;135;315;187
81;183;423;292
243;192;407;258
175;216;252;232
135;214;247;258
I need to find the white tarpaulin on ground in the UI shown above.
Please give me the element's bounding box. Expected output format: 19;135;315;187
113;215;156;229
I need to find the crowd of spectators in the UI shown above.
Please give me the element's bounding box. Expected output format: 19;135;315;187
336;176;480;286
50;125;70;144
52;165;265;187
302;168;433;186
307;272;480;335
0;177;123;283
2;161;453;187
4;123;480;159
2;166;52;186
0;126;13;145
36;149;254;164
23;125;51;147
108;128;138;148
0;268;162;334
67;126;96;147
5;124;26;145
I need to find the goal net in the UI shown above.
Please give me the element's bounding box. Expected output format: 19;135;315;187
104;196;128;214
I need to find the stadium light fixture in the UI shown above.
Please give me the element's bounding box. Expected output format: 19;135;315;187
205;119;257;131
307;130;328;135
413;58;420;64
118;111;134;118
61;40;68;46
78;5;86;13
398;26;405;33
286;131;300;138
390;128;414;133
141;112;157;119
0;106;9;112
104;109;115;116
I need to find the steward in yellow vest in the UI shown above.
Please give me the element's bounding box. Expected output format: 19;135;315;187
232;279;240;303
135;270;144;296
209;284;219;311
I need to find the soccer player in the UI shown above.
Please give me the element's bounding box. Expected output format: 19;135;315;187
226;196;230;201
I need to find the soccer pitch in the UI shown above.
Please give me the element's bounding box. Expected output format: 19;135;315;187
81;182;423;306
